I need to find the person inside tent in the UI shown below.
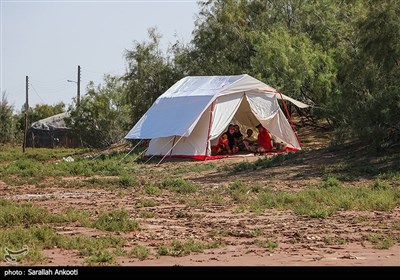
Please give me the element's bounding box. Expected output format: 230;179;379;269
243;128;257;149
256;124;273;153
213;132;231;155
226;124;239;154
244;124;273;154
233;124;245;151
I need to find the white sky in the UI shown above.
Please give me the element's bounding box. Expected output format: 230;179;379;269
1;0;199;112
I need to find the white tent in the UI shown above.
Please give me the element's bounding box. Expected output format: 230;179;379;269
125;74;308;160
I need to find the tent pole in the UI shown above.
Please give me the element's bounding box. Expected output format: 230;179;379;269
144;137;175;164
277;90;303;149
204;101;215;160
156;136;184;166
169;136;177;158
132;146;148;162
91;138;124;160
119;139;143;162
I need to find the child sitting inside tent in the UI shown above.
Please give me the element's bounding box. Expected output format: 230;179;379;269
243;124;273;154
212;133;231;155
243;128;257;148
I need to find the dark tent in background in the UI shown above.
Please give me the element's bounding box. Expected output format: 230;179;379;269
26;112;78;148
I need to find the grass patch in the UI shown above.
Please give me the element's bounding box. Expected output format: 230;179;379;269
371;178;391;190
93;209;139;232
233;161;257;172
157;239;223;257
157;239;205;257
63;208;91;227
0;199;72;227
135;198;159;208
367;234;394;249
250;184;400;218
0;225;126;264
118;175;138;188
174;162;216;174
254;239;279;253
139;210;158;218
84;250;115;265
233;152;300;172
161;178;197;194
229;179;250;203
129;245;150;260
145;184;161;195
323;236;348;245
320;174;341;188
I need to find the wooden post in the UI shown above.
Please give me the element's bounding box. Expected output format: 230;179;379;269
23;76;29;153
77;65;81;107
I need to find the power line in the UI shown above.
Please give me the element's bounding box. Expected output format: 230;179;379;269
29;83;45;103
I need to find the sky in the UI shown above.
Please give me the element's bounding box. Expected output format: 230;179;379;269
1;0;200;112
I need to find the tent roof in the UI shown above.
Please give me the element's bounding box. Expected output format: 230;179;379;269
125;74;308;140
161;74;276;98
30;112;70;130
160;74;309;108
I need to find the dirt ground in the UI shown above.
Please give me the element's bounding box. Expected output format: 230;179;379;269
1;123;399;266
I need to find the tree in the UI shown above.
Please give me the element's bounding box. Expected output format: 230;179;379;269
66;75;131;148
0;91;16;144
175;0;256;75
123;28;181;125
332;0;400;146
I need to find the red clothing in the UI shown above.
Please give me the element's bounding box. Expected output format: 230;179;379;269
257;130;272;150
218;136;229;147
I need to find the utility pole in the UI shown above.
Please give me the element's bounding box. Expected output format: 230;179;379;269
77;65;81;107
22;76;29;153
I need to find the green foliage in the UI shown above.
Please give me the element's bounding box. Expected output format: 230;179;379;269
145;184;161;195
93;209;139;232
367;234;395;250
123;28;182;126
371;178;391;191
0;199;51;227
251;27;336;107
250;184;400;218
129;245;150;260
0;92;18;143
329;1;400;145
323;236;348;246
229;179;250;202
27;102;65;124
0;224;126;264
66;75;131;148
118;175;138;188
320;174;341;189
254;239;279;253
157;239;206;257
233;152;300;172
63;208;91;227
135;198;159;208
234;161;257;172
161;178;197;194
85;250;115;265
174;162;216;174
